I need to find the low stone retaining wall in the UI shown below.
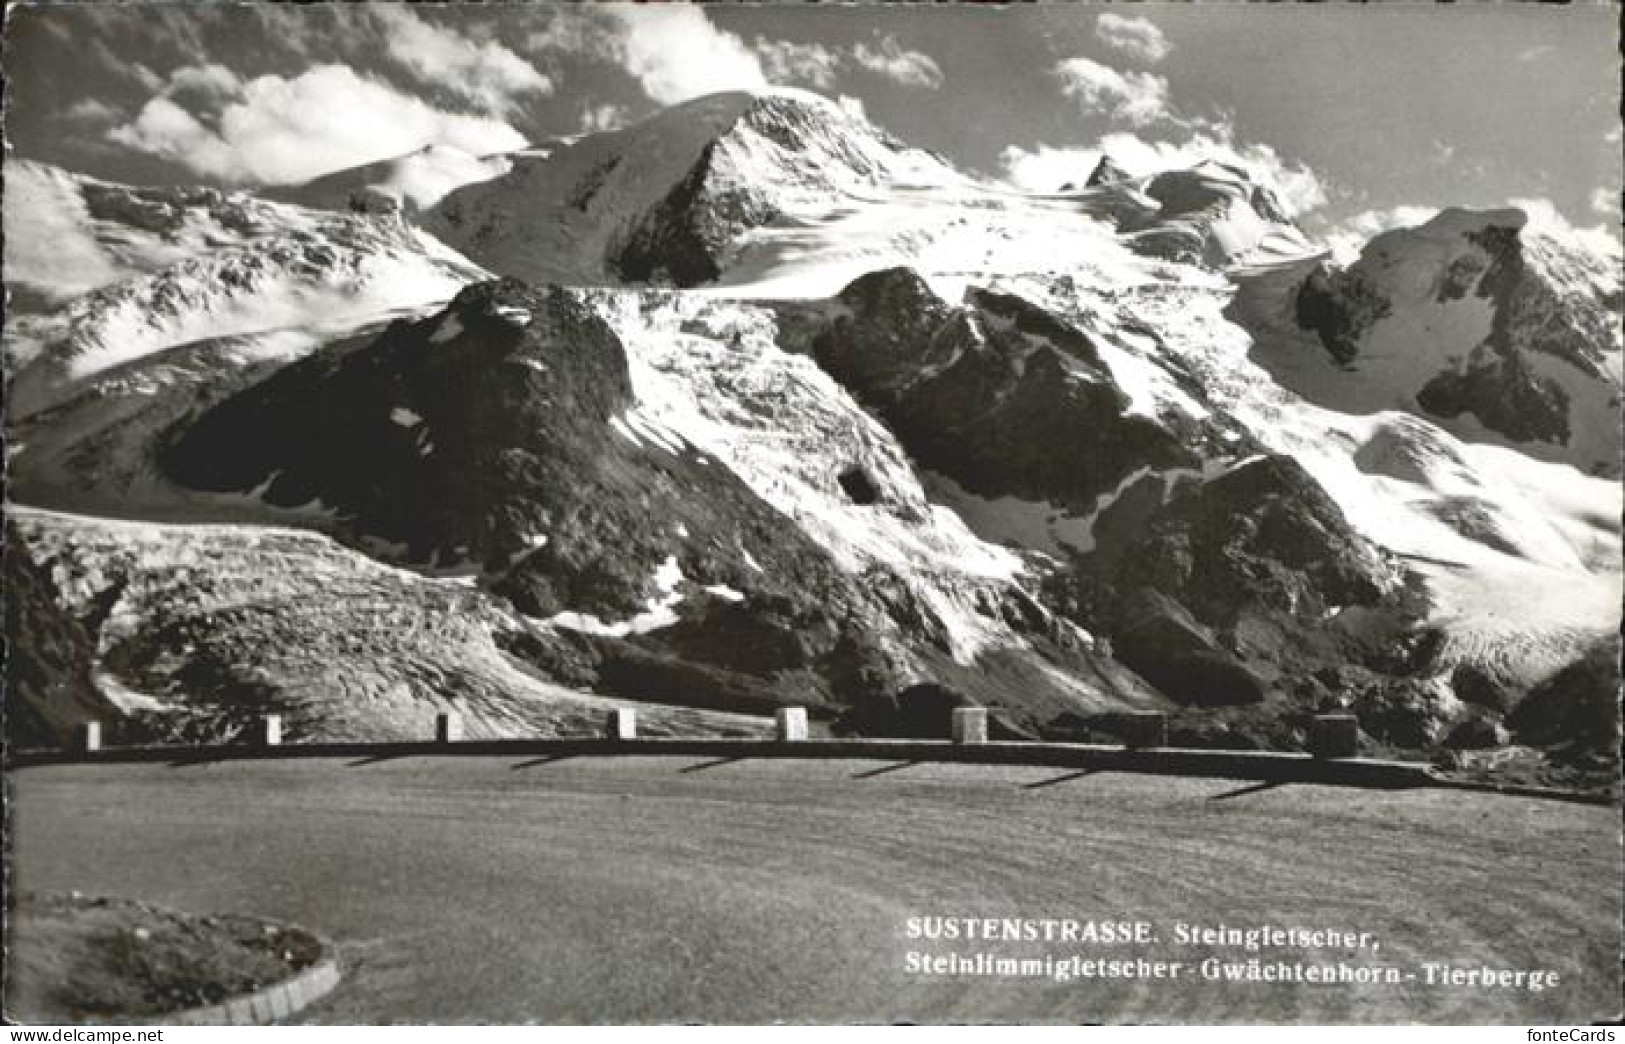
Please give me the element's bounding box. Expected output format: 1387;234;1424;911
19;708;1444;790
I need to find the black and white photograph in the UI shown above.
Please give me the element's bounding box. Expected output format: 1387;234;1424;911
2;1;1621;1028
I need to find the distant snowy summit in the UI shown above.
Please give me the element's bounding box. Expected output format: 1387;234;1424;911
266;143;515;214
259;87;1311;289
1288;207;1622;476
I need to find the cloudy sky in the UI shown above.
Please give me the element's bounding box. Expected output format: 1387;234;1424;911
4;2;1619;245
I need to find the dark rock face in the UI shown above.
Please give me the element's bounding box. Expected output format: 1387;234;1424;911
157;278;927;715
1469;225;1614;379
612;95;905;287
1086;155;1131;187
1062;454;1411;718
163;280;643;613
1295;264;1391;366
1319;669;1456;749
1506;638;1621;754
1450;662;1516;712
809;274;1419;741
1103;455;1393;625
3;528;119;747
613;143;780;286
890;681;973;739
1249;185;1293;225
1443;716;1507;750
841;681;1033;741
1295;217;1616;458
812;269;1195;509
1109;591;1265;707
1416;357;1570;445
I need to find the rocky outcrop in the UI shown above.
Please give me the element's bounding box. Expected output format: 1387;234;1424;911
1294;263;1390;365
1054;454;1412;716
1109;591;1266;708
153;278;1111;729
612;143;780;285
1292;208;1622;473
3;526;119;747
1097;455;1397;625
1506;637;1621;756
812;269;1196;509
1085;155;1131;187
158;281;906;696
1416;356;1571;445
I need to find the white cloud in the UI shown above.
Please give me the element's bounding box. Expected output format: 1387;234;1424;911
997;145;1103;193
1321;198;1623;265
525;8;619;61
756;38;843;89
526;11;941;101
109;64;527;185
852;34;944;89
1321;205;1442;264
1094;13;1171;65
999;131;1328;218
372;6;551;116
1590;186;1621;219
1106;132;1328;215
603;5;766;104
1509;196;1623;259
1055;57;1171;127
753;33;943;91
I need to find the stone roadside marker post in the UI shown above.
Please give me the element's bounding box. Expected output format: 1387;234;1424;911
951;707;988;744
1122;712;1168;749
775;706;808;741
1309;714;1359;758
605;708;637;740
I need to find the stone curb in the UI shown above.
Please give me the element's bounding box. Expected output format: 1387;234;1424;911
1424;770;1618;807
19;735;1440;787
133;947;341;1026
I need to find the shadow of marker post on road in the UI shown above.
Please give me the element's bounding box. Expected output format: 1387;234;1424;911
1022;768;1099;790
1207;780;1284;802
851;760;916;780
679;756;745;774
511;755;575;770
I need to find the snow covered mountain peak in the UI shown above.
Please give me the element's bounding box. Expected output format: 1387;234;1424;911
269;144;514;214
1117;160;1315;266
423;87;964;290
1273;202;1622;476
4;161;488;419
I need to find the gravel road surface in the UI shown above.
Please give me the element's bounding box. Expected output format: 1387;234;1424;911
10;755;1619;1023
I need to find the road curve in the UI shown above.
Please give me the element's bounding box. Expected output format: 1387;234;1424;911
10;755;1621;1024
